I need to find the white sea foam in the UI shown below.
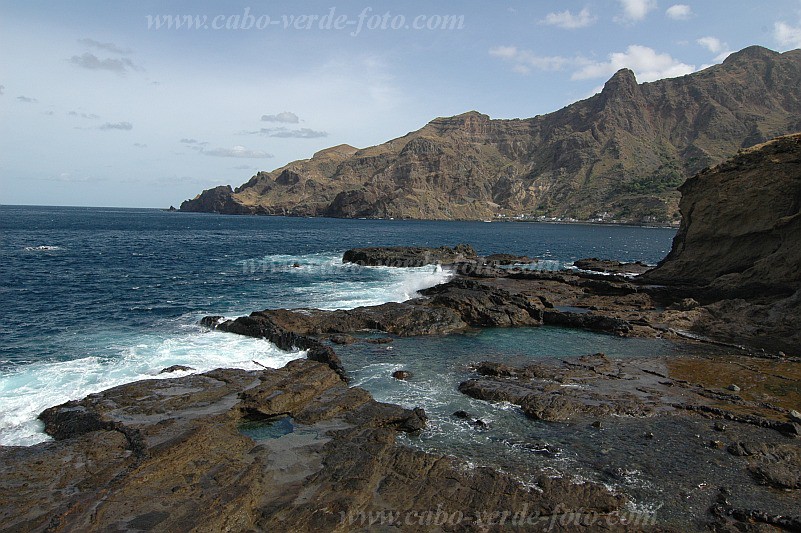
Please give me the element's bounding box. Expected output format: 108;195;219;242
23;245;61;251
293;264;452;310
2;251;452;446
0;329;302;446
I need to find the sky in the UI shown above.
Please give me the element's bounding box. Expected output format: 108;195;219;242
2;0;801;208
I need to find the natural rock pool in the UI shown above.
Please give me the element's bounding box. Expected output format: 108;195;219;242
334;327;799;529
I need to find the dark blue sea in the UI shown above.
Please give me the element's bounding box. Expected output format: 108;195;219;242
0;205;677;445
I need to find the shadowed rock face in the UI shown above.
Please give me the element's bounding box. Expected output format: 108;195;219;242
0;360;627;532
181;46;801;224
643;134;801;352
645;134;801;290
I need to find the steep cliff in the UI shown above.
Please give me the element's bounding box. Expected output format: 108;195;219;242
645;134;801;290
181;46;801;223
644;133;801;352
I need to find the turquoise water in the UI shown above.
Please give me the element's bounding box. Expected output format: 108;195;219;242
336;327;680;479
0;205;675;445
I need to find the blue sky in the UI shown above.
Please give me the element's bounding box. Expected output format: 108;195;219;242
2;0;801;208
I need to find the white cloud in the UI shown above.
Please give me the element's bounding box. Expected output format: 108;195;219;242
614;0;657;23
697;37;732;62
179;138;209;151
68;111;100;119
697;36;723;53
489;46;572;75
775;21;801;49
0;85;4;95
255;127;328;138
69;52;142;74
541;8;596;29
203;146;273;158
133;143;147;148
488;46;518;60
261;111;299;123
99;121;133;130
572;45;695;82
17;95;38;103
665;4;693;20
35;172;105;183
77;38;132;55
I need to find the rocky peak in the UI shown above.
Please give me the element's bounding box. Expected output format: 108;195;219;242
425;111;492;136
723;45;781;66
312;144;359;160
599;68;640;100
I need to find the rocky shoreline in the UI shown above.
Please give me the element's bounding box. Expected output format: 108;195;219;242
4;244;795;530
3;238;800;530
3;135;801;531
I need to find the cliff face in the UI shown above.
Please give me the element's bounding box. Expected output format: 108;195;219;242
643;133;801;352
181;46;801;223
645;133;801;291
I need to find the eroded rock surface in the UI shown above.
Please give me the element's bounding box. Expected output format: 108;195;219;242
642;134;801;353
0;360;630;532
457;353;801;530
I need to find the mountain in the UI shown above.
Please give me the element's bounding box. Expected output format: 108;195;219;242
181;46;801;224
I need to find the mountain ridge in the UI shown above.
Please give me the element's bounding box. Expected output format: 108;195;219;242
181;46;801;224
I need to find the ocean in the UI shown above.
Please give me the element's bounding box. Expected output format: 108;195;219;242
0;205;676;446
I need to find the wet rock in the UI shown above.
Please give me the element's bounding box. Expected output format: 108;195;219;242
391;370;411;381
419;278;544;327
159;365;194;374
342;244;477;267
199;315;223;328
365;337;393;344
38;404;117;441
329;334;357;345
573;258;651;275
483;253;538;266
474;361;532;377
452;410;470;419
713;421;727;432
5;360;629;532
668;298;700;311
472;419;488;429
728;384;741;392
727;442;801;489
204;311;347;380
542;309;632;335
460;357;655;423
711;503;801;531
